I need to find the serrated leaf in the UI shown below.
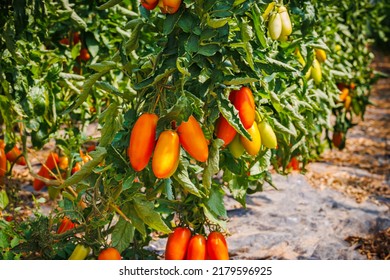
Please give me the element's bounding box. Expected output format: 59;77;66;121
133;195;171;234
59;72;85;81
61;147;107;188
203;139;223;189
112;204;135;253
223;77;258;85
99;103;123;147
173;160;202;197
205;185;227;219
228;176;247;207
264;57;298;72
126;203;146;237
88;61;117;72
201;203;227;230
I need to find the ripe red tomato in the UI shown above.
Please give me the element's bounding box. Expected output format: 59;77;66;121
33;152;60;191
5;146;26;165
73;32;80;44
0;148;6;177
57;216;75;234
332;132;343;149
177;115;209;162
78;48;90;61
287;157;299;171
230;87;255;129
141;0;158;10
98;247;122;260
128;113;158;172
165;227;191;260
206;232;229;260
159;0;181;14
215;115;237;147
186;234;206;260
152;130;180;178
240;122;261;156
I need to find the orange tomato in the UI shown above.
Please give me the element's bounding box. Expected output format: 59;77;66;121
159;0;181;14
0;148;6;177
177;115;209;162
5;146;26;165
141;0;158;10
239;122;261;156
206;232;229;260
152;130;180;179
98;247;122;260
215;116;237;147
128;113;158;172
165;227;191;260
71;162;81;174
33;152;60;191
230;87;255;129
344;96;352;110
186;234;206;260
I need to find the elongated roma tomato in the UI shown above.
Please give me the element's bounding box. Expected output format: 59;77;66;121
268;12;282;40
215;116;237;147
240;122;261;156
206;232;229;260
344;95;352;111
6;146;26;165
258;121;277;149
165;227;191;260
141;0;158;10
186;234;206;260
339;88;349;102
128;113;158;172
279;6;292;37
228;134;245;158
57;216;75;234
152;130;180;178
69;244;90;260
33;152;60;191
311;58;322;84
98;247;122;260
230;87;255;129
177;115;209;162
0;148;6;177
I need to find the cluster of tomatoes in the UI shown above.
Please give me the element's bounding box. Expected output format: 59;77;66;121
165;227;229;260
128;113;208;178
264;3;292;42
59;32;90;74
0;140;26;178
337;82;355;111
33;148;93;191
141;0;182;14
216;87;277;159
294;47;326;85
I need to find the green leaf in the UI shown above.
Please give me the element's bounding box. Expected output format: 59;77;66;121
264;57;298;72
228;175;248;207
198;45;219;56
203;139;223;189
29;86;47;117
99;103;123;147
205;185;227;219
61;147;107;188
112;204;135;253
223;77;258;86
88;61;117;72
201;203;227;230
97;0;123;10
173;160;202;197
126;203;146;237
133;195;171;234
163;8;184;35
0;190;9;210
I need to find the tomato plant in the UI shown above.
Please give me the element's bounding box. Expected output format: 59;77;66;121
0;0;387;260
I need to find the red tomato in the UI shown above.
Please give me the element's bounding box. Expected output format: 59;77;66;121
215;116;237;147
78;48;90;61
5;146;26;165
165;227;191;260
33;152;60;191
186;234;206;260
141;0;158;10
98;247;122;260
128;113;158;172
332;132;343;149
206;232;229;260
177;115;209;162
230;87;255;129
152;130;180;179
71;162;81;174
57;216;75;234
287;157;299;171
